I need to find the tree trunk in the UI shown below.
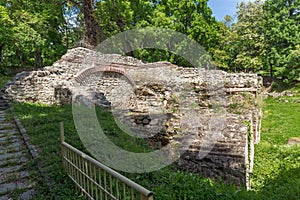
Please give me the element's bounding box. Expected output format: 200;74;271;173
0;44;4;67
82;0;99;47
270;63;273;77
35;50;43;68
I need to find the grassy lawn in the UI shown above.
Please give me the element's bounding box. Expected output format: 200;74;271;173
251;83;300;199
6;80;300;199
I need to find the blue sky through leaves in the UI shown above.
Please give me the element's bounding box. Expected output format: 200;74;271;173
208;0;256;21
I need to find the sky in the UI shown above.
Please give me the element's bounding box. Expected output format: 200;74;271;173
208;0;255;21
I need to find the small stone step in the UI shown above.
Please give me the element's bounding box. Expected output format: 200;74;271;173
0;145;27;156
0;135;21;143
0;188;36;200
0;93;37;198
0;170;31;184
0;178;34;194
0;129;17;135
0;165;24;179
0;124;15;130
18;188;36;200
0;151;26;160
0;141;24;151
0;157;28;167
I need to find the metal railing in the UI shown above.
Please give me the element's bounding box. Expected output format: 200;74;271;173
60;122;153;200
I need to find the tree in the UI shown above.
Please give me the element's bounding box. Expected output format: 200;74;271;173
285;45;300;80
210;19;239;71
0;0;67;68
231;0;265;73
82;0;99;46
94;0;133;37
131;0;221;66
263;0;300;80
0;5;14;69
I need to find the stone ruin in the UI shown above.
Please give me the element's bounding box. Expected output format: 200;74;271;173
2;47;263;189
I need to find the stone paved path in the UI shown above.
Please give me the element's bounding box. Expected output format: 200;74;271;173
0;96;36;199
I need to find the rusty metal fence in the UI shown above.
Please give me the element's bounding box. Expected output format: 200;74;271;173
59;122;153;200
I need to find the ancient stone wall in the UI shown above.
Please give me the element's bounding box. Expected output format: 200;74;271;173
2;47;263;188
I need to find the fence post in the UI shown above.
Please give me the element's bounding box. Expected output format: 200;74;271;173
141;194;153;200
59;122;66;169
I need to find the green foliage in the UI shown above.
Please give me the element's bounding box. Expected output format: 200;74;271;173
0;5;14;43
220;0;265;72
0;0;67;68
285;45;300;81
1;0;300;83
216;0;299;82
94;0;134;36
144;0;220;66
92;0;221;67
263;0;300;81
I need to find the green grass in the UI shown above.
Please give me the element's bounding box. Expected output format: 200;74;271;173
9;82;300;199
250;83;300;199
12;103;153;198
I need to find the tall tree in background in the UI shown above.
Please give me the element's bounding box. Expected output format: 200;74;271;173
82;0;99;46
132;0;221;66
263;0;300;80
67;0;102;47
0;0;298;82
0;0;67;68
151;0;219;49
94;0;133;37
0;5;14;70
232;0;265;73
211;15;239;71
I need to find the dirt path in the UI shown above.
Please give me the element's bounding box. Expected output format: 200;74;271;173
0;96;36;199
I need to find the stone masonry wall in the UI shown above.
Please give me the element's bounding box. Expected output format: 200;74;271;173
1;48;263;188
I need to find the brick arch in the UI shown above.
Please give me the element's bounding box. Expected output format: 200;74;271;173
75;66;135;86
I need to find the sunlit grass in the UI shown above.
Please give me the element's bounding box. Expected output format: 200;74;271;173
251;83;300;199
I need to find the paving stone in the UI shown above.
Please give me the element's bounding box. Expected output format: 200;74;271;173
0;141;24;150
0;157;28;167
0;188;36;200
0;135;21;143
0;130;17;136
0;124;15;130
0;98;37;198
0;170;31;184
0;146;27;157
0;151;25;160
19;188;36;200
0;179;34;193
0;144;25;154
0;194;10;200
0;116;6;120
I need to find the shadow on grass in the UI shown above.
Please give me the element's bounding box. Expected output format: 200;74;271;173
267;77;300;93
256;166;300;199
